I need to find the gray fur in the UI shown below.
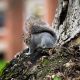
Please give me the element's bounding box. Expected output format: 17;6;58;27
24;17;57;54
28;31;57;54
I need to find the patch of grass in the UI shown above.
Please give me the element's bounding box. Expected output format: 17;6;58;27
0;60;8;76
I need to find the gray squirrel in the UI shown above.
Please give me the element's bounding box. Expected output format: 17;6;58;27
24;16;57;55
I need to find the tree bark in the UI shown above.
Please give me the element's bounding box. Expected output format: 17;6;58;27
53;0;80;46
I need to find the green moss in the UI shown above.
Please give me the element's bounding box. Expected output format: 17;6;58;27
52;76;62;80
42;59;50;65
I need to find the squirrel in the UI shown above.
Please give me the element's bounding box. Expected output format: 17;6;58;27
24;16;57;55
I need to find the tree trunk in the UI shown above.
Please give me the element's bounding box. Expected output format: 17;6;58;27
53;0;80;46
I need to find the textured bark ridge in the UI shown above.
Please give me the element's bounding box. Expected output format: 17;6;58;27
53;0;80;45
0;0;80;80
